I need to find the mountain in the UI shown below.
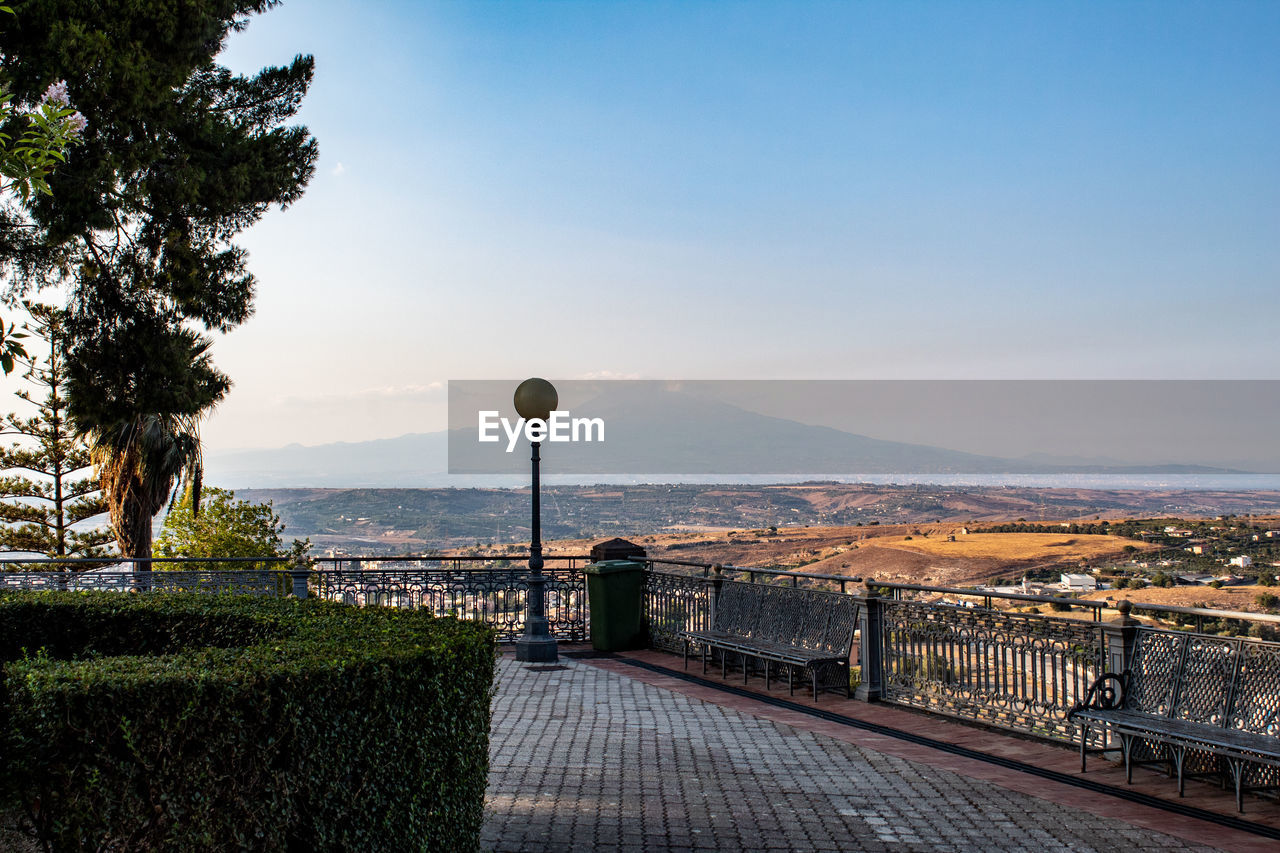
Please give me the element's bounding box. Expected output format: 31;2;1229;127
447;386;1246;477
206;433;451;488
208;387;1246;488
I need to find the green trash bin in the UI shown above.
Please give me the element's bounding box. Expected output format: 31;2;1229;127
584;559;646;652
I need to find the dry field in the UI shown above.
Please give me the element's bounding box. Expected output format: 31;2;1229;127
877;532;1148;561
477;523;1280;620
531;524;1156;589
1080;585;1277;614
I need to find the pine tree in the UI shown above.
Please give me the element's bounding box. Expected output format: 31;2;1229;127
0;1;317;557
0;304;112;561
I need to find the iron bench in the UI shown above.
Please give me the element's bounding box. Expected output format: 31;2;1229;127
1068;628;1280;812
680;580;860;702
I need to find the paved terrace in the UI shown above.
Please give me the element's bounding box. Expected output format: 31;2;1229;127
484;649;1278;853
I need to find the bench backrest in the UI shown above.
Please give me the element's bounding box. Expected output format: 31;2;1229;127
712;581;765;638
1127;629;1280;733
1125;630;1185;716
712;581;859;657
1229;643;1280;737
1170;636;1237;727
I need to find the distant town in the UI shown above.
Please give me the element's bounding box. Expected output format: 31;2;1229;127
240;483;1280;615
245;482;1280;556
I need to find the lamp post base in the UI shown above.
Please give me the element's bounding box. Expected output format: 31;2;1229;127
515;635;559;662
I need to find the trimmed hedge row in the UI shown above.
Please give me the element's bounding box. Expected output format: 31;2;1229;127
0;592;495;852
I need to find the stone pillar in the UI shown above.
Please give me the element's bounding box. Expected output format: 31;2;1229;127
854;580;885;702
1102;598;1140;674
589;538;647;563
709;563;724;626
290;554;310;599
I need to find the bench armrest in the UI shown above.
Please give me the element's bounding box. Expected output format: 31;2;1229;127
1067;672;1127;719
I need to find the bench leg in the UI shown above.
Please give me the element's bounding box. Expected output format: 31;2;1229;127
1121;734;1135;784
1173;746;1186;797
1078;722;1089;773
764;660;771;691
743;652;750;685
813;666;819;703
788;666;794;697
1228;759;1245;813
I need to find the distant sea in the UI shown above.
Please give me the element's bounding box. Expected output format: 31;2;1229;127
414;473;1280;491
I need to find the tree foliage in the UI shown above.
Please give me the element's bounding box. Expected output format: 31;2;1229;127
0;303;112;559
0;77;86;203
0;18;88;374
156;486;306;567
0;0;317;557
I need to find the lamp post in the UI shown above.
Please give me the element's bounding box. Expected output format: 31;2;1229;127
514;377;559;663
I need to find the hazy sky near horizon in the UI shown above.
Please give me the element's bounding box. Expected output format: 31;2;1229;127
204;0;1279;452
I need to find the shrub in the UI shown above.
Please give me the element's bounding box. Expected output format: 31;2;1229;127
0;592;494;852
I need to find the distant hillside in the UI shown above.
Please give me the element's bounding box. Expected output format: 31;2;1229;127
239;483;1280;554
211;413;1247;491
206;433;452;488
448;388;1023;475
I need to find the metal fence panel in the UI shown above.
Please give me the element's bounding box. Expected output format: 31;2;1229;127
645;570;712;653
312;564;587;643
879;598;1106;744
1;570;287;595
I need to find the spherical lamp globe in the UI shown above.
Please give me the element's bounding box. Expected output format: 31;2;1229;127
514;378;558;422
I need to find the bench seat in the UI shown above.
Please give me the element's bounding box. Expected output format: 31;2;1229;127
1068;631;1280;812
679;581;859;702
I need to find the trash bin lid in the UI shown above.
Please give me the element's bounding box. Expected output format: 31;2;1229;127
584;559;645;575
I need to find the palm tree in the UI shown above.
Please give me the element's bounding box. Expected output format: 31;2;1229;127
85;412;204;559
67;307;227;561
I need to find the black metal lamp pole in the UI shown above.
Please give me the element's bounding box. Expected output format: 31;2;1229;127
514;378;558;663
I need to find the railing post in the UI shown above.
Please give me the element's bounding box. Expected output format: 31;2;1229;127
854;580;885;702
1101;599;1140;673
290;554;310;599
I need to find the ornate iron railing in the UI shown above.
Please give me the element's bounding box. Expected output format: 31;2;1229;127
879;598;1106;744
645;569;713;653
0;557;291;595
1;555;590;643
310;556;588;643
877;580;1280;635
0;568;288;595
640;561;859;654
644;557;859;592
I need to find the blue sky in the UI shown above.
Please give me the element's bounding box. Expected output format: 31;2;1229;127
207;0;1280;451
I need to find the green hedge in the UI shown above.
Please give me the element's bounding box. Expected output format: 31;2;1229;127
0;592;495;852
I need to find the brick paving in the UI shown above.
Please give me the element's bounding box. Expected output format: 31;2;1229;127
482;656;1226;852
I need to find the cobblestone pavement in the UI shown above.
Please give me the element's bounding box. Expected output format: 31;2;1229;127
483;657;1224;853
